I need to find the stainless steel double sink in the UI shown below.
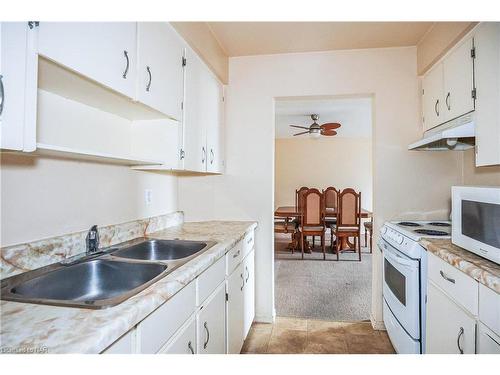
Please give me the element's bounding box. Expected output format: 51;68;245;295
0;238;216;309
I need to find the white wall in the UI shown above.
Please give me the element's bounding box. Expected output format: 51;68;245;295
274;137;373;210
178;47;463;324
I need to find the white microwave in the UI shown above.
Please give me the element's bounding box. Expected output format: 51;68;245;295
452;186;500;265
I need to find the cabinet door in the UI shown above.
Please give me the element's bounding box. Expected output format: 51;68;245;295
242;251;255;337
443;36;475;122
474;22;500;167
0;22;37;151
227;262;245;354
182;46;207;172
37;22;137;98
206;79;224;173
477;323;500;354
160;315;197;354
422;63;444;131
136;23;184;120
426;281;476;354
197;283;226;354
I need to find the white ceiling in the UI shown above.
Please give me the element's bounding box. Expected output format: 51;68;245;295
275;97;372;139
207;22;434;57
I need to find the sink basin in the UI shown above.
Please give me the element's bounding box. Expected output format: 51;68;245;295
111;239;210;261
2;259;168;309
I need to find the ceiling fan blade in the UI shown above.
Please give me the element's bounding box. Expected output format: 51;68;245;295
293;131;311;136
320;129;337;136
290;125;310;130
320;123;341;130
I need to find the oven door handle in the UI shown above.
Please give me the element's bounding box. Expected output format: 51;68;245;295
383;245;416;268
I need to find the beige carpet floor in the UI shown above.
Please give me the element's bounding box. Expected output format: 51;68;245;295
274;233;372;321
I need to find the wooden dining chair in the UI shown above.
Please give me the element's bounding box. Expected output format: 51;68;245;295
322;187;339;248
364;218;373;253
298;188;326;260
331;188;362;261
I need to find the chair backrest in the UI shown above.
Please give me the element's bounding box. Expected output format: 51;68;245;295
337;188;361;228
323;187;339;211
302;188;324;227
295;186;309;213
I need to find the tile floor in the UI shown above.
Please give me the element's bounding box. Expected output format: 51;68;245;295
241;317;395;354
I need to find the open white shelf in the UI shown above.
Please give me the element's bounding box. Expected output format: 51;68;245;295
35;143;165;166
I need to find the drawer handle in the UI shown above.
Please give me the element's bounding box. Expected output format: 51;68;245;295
122;50;129;79
245;266;249;283
188;340;194;354
232;250;240;259
203;322;210;349
0;74;4;116
440;270;455;284
247;237;252;245
457;327;464;354
240;273;244;291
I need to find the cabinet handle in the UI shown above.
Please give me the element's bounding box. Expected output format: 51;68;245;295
202;147;206;164
445;92;451;110
434;99;440;116
457;327;464;354
210;149;214;164
203;322;210;349
146;66;152;92
122;51;129;79
0;74;4;116
439;270;455;284
240;273;244;291
188;340;194;354
232;249;240;258
245;265;249;283
247;237;252;245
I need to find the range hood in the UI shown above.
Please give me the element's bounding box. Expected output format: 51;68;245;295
408;112;476;151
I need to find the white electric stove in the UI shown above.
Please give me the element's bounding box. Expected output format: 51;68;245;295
380;220;451;354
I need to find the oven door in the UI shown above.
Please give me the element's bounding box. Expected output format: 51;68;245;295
381;239;421;339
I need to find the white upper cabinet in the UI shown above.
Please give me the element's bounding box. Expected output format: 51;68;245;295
474;22;500;166
422;63;444;131
136;23;184;120
443;36;475;121
421;34;475;131
0;22;37;151
183;47;207;172
38;22;137;99
206;77;225;173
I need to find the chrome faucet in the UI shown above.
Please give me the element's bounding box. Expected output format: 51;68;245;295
86;225;100;255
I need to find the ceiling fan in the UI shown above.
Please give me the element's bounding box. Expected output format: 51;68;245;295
290;114;341;138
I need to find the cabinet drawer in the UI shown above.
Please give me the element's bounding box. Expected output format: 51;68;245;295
101;329;135;354
138;281;196;353
477;322;500;354
428;252;479;315
227;241;244;275
159;315;197;354
197;255;226;305
479;284;500;336
242;230;255;259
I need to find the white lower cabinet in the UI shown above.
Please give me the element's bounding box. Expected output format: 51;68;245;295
197;283;226;354
477;323;500;354
160;315;197;354
227;261;245;354
426;281;476;354
102;329;136;354
243;251;255;337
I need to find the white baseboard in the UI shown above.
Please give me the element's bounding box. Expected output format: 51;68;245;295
370;313;386;331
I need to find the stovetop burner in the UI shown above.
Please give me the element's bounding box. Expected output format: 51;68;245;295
414;229;448;236
428;222;451;227
398;222;422;227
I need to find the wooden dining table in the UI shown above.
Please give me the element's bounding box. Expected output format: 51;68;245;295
274;206;372;252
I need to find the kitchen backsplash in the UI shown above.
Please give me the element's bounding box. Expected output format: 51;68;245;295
0;211;184;279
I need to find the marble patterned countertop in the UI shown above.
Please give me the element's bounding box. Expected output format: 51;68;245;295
420;238;500;294
0;221;257;354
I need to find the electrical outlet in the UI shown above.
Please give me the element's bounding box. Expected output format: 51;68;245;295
144;189;153;205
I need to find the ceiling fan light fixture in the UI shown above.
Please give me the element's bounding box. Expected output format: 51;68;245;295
309;128;321;139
